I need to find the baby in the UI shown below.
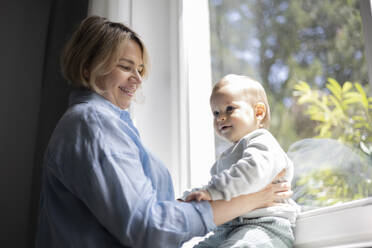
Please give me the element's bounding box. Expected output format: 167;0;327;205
183;74;299;248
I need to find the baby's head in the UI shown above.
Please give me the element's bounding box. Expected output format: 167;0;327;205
210;74;271;143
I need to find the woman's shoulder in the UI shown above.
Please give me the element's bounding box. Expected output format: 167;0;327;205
70;100;120;128
65;90;125;132
57;101;111;137
49;100;130;155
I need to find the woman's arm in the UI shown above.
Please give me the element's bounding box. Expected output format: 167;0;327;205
209;169;292;225
208;130;289;201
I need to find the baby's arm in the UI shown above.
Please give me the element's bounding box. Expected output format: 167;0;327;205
206;130;289;201
181;161;218;202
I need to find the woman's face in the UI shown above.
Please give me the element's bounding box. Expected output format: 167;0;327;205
97;39;144;110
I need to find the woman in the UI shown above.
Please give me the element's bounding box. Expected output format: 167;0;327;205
35;16;292;248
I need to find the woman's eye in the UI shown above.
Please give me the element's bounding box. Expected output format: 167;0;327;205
213;111;219;117
118;65;131;71
226;106;234;112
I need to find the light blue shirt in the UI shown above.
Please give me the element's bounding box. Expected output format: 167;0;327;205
35;90;215;248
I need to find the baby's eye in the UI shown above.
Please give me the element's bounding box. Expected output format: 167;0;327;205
226;106;234;112
213;111;219;117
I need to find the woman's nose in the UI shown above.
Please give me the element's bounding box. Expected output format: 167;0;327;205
131;69;142;84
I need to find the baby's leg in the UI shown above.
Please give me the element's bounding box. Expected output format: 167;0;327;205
217;217;294;248
193;225;231;248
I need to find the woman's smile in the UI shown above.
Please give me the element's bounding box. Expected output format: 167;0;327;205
119;86;136;96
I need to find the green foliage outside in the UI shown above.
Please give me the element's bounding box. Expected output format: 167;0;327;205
294;78;372;154
295;166;372;207
293;79;372;208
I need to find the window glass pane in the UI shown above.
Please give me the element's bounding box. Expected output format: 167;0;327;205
209;0;372;210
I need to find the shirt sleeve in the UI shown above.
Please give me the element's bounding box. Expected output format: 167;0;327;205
206;131;288;201
47;109;215;247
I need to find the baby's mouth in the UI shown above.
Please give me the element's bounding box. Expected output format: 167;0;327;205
220;125;232;132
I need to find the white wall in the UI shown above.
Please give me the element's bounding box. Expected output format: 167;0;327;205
130;0;175;185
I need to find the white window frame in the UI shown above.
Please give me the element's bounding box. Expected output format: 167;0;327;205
179;0;216;191
294;197;372;247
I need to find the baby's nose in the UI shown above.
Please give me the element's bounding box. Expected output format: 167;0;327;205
217;114;226;122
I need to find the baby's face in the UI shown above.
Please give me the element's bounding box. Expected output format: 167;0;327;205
210;84;258;143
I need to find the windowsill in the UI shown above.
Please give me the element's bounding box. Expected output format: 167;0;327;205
294;197;372;248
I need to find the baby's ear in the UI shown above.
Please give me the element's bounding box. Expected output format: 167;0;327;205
255;102;266;121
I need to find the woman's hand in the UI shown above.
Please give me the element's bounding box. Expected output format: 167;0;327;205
209;169;292;226
250;169;292;209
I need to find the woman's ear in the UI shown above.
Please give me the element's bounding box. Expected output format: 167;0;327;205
83;68;90;81
255;102;266;121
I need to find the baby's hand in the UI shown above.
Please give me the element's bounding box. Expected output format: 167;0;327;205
185;190;212;202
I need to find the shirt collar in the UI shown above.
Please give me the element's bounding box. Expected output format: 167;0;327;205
68;89;132;121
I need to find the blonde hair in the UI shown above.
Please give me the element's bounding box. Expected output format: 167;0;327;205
212;74;271;129
60;15;149;92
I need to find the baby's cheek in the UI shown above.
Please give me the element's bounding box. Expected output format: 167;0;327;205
213;122;218;131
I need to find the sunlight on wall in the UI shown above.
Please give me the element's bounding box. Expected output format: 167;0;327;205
182;0;216;189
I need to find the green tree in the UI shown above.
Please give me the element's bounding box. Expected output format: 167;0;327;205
294;78;372;154
295;166;372;208
291;79;372;208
